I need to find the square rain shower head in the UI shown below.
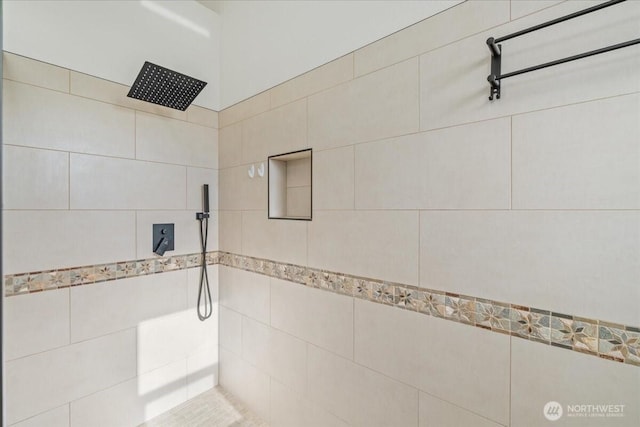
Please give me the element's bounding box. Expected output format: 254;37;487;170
127;61;207;111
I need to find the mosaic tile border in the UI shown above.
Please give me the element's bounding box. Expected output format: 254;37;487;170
4;252;220;296
4;251;639;367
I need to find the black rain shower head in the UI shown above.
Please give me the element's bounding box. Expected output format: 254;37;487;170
127;61;207;111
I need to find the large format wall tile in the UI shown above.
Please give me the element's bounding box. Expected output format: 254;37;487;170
271;278;353;360
70;360;188;427
3;145;69;210
418;316;510;425
241;211;307;266
271;53;354;108
219;305;243;355
70;270;187;343
307;344;419;427
219;91;270;127
5;330;137;425
219;122;243;169
512;93;640;209
241;316;307;394
69;71;187;121
270;379;349;427
4;289;70;361
219;211;243;253
312;146;354;210
219;267;270;324
136;112;218;169
4;80;135;158
70;154;186;210
3;210;136;274
420;1;640;131
219;347;271;423
420;211;640;326
186;105;219;128
354;0;510;76
309;210;418;285
308;58;419;150
4;52;69;92
219;165;267;211
355;118;511;209
511;339;640;427
10;405;70;427
242;99;307;164
419;392;502;427
510;0;564;20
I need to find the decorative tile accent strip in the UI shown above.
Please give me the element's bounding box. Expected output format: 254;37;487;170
4;252;220;296
4;250;638;367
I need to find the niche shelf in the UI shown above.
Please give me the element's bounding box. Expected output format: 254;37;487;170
268;149;312;220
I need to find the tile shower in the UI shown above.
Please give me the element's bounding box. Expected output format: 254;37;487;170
3;1;640;427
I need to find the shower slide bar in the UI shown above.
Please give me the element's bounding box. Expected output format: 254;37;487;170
486;0;639;100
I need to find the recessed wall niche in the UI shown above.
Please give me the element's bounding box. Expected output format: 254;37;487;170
268;149;312;220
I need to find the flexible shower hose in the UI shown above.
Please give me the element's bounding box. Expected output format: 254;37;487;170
197;215;213;321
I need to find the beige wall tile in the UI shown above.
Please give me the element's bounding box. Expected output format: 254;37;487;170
510;0;565;20
511;338;640;426
420;211;640;326
513;93;640;209
355;118;511;209
10;405;69;427
308;58;419;150
70;154;186;210
187;105;219;128
219;122;243;169
187;167;218;211
136;112;218;169
4;80;135;158
420;1;640;131
354;0;510;76
242;99;307;164
313;146;354;210
137;309;213;375
186;345;218;399
219;305;243;355
307;344;419;427
136;210;217;258
219;165;267;211
418;316;510;425
354;299;422;388
286;186;311;218
241;211;307;266
309;210;418;285
70;270;187;343
219;91;271;127
5;329;136;425
219;211;243;253
241;316;307;394
69;71;187;120
4;289;70;361
219;266;270;324
187;265;219;310
271;53;354;108
70;360;187;427
3;145;69;210
270;379;350;427
3;210;135;274
271;278;353;359
419;392;503;427
4;52;69;93
219;347;271;423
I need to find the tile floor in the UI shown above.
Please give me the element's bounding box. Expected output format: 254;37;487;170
140;387;268;427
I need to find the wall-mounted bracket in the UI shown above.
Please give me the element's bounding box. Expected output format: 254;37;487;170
486;37;501;101
485;0;639;101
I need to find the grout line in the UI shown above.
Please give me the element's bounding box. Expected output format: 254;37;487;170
68;152;71;210
509;335;513;426
510;116;513;210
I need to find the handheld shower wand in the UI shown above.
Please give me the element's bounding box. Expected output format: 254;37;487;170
196;184;213;321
